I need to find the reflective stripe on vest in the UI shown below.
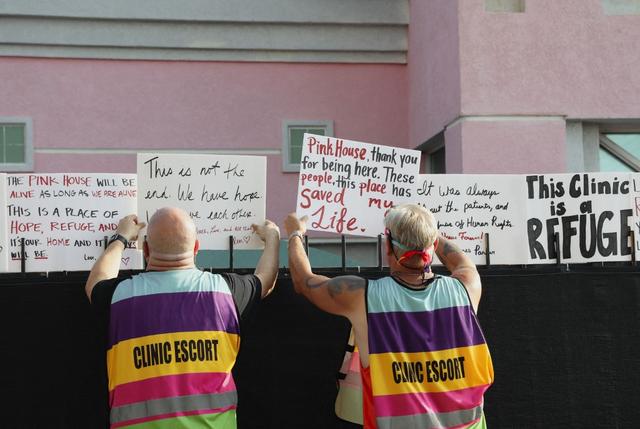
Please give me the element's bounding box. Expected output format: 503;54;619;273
367;276;493;429
107;269;240;429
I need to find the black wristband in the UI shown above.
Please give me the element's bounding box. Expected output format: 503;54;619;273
108;233;129;248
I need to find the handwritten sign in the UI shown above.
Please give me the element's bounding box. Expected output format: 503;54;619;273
630;173;640;256
137;153;266;250
6;174;141;272
0;174;7;272
296;134;421;236
525;173;634;264
415;174;527;265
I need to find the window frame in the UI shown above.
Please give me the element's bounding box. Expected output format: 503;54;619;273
0;117;33;172
282;120;334;172
599;133;640;171
598;123;640;172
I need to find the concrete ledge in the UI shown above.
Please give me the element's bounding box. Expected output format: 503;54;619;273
0;0;409;24
0;15;408;63
0;44;406;63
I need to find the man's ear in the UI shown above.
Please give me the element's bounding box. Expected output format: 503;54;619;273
385;236;393;255
143;240;149;260
194;239;200;255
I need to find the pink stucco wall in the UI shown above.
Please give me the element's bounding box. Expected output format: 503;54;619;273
455;118;566;173
459;0;640;118
409;0;461;147
0;57;407;223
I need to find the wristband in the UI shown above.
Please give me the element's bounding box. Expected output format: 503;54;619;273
288;230;304;243
108;233;129;248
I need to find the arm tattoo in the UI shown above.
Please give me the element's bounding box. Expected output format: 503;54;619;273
305;275;365;298
438;238;462;263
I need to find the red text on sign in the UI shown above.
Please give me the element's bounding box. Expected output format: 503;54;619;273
299;187;346;209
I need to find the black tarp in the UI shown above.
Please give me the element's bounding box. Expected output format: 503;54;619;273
0;266;638;428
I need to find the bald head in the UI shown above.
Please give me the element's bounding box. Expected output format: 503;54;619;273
146;207;198;261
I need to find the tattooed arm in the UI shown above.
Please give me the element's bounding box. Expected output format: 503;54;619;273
284;213;365;319
435;234;482;312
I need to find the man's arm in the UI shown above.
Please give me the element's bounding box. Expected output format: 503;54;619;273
435;234;482;312
252;220;281;298
85;215;145;301
285;214;365;319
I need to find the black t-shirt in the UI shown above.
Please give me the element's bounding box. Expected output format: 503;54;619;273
91;271;262;344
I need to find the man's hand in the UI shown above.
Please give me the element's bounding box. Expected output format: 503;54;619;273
85;213;145;301
252;220;281;243
252;219;281;298
284;213;307;237
284;212;365;319
116;214;146;243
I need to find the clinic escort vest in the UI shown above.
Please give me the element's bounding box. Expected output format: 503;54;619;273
106;269;240;429
335;328;364;425
366;275;494;429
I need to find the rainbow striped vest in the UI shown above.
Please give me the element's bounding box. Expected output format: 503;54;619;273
367;275;493;429
106;269;240;429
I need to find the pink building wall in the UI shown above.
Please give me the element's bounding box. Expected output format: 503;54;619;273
452;0;640;173
3;0;639;196
409;0;461;148
452;118;567;173
410;0;640;173
459;0;640;118
0;57;407;223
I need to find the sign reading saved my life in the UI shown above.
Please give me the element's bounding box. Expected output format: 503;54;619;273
137;153;266;250
296;134;421;236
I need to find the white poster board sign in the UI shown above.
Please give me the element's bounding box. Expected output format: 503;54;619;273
525;173;634;264
630;173;640;256
137;153;266;250
296;134;421;236
6;173;141;272
0;174;7;272
415;174;527;265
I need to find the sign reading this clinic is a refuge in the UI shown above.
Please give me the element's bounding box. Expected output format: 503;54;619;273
296;134;421;236
137;153;266;249
415;174;527;265
6;173;141;272
525;173;634;264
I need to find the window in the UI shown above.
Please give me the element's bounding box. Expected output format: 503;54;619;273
282;120;333;172
485;0;525;13
418;131;445;174
599;133;640;172
428;147;446;174
0;118;33;172
602;0;640;15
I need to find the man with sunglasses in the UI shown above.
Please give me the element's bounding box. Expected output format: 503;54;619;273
285;203;493;429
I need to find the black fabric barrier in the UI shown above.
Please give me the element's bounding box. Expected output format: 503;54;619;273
0;267;638;428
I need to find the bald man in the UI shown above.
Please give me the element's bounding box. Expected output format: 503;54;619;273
85;207;280;429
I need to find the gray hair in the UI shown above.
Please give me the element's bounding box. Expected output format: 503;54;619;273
384;203;438;250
